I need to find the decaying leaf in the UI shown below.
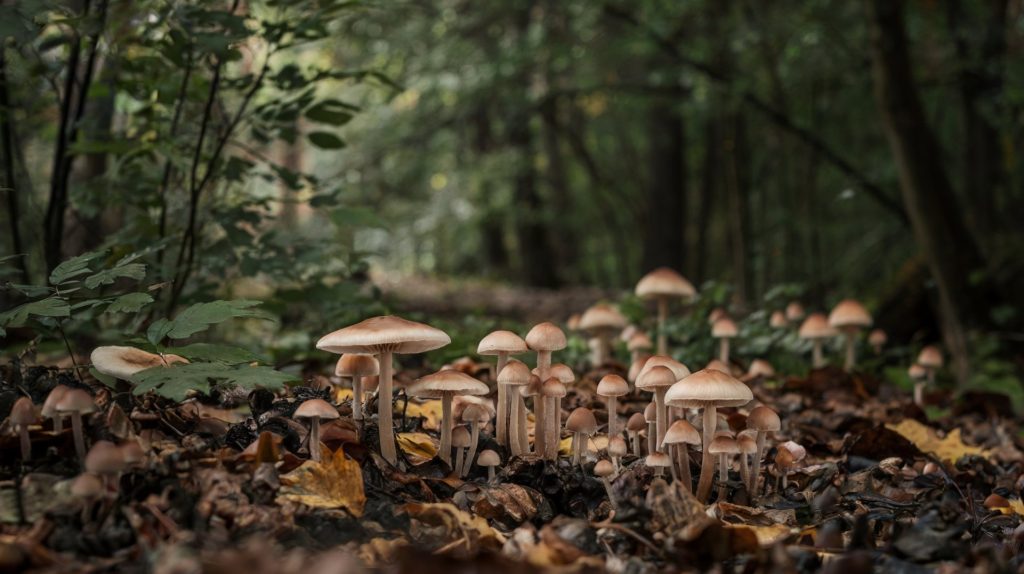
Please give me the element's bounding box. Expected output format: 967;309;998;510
886;419;989;464
723;524;794;547
405;399;443;430
277;448;366;516
404;502;506;556
645;477;714;542
397;432;438;465
467;483;549;529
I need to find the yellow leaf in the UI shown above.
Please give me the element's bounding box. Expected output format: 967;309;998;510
886;419;989;464
558;435;604;456
333;387;354;403
278;448;365;515
725;524;793;547
405;399;444;430
1004;499;1024;516
398;432;438;465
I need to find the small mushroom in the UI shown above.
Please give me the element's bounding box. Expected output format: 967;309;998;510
646;451;672;477
497;360;532;456
460;403;489;477
909;363;928;407
10;397;36;461
828;299;873;371
627;355;650;385
607;436;627;472
478;449;500;482
636;267;696;355
711;317;739;364
626;413;646;456
294;399;339;462
578;303;627;366
662;419;700;492
335;354;379;422
868;329;887;354
565;407;597;466
774;447;797;492
643;402;657;455
451;425;471;476
408;370;489;466
56;389;97;463
704;359;732;375
916;345;943;405
84;440;127;495
636;366;677;450
597;375;629;441
70;473;105;522
542;377;567;460
746;405;781;498
743;359;775;382
785;301;805;323
525;322;566;455
798;313;836;369
769;311;788;329
593;459;617;508
477;330;527;448
41;385;69;434
627;332;653;364
709;435;739;501
737;431;757;491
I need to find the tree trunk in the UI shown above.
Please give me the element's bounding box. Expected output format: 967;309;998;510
693;117;719;285
641;94;686;273
473;106;510;276
0;49;28;283
723;112;752;310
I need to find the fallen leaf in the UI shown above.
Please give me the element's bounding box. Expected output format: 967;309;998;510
724;524;794;547
397;432;438;465
333;387;354;403
886;419;989;464
277;448;366;516
404;502;506;555
405;399;444;430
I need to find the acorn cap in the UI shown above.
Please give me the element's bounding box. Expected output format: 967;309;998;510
41;385;70;418
746;359;775;378
627;412;647;432
477;450;500;467
769;311;788;329
627;332;653;352
477;330;528;356
597;374;629;397
10;397;36;428
665;369;753;408
525;322;567;352
316;315;451;355
917;345;943;369
643;401;657;422
565;408;597;434
639;355;691;380
709;436;739;455
594;459;615;477
738;434;757;454
635;267;696;300
798;313;836;339
85;441;126;474
335;354;380;377
636;365;678;392
747;405;781;432
497;359;532;386
711;317;738;338
451;425;472;448
785;302;805;322
608;436;628;457
56;389;97;415
646;451;672;467
578;303;627;334
542;377;567;398
294;399;339;420
408;370;489;399
91;346;188;380
662;419;701;446
828;299;872;330
704;359;731;374
868;329;887;347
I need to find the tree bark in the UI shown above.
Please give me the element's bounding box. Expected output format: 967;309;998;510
0;49;28;283
642;92;687;273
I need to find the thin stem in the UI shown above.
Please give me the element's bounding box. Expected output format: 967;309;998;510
812;339;824;368
914;381;925;407
844;332;856;370
719;338;730;363
655;389;668;450
378;351;397;465
18;428;30;461
352;376;363;420
440;393;453;465
696;406;717;502
454;447;464;476
606;396;618;440
679;445;692;494
464;421;480;477
309;417;321;462
750;431;767;500
71;412;86;464
534;392;546;456
631;431;641;456
718;453;729;501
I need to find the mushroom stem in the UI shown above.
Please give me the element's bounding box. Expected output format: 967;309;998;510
656;297;668;355
630;430;641;456
749;431;767;498
654;389;668;451
464;421;480;477
517;394;528;455
913;381;925;407
719;338;730;364
308;417;322;462
646;422;655;455
440;393;454;465
378;350;398;465
455;447;465;476
509;394;523;456
668;448;678;482
352;376;363;421
740;451;750;491
654;465;664;477
18;427;30;461
601;477;617;508
679;445;693;493
572;432;584;466
488;466;496;483
533;392;547;456
71;412;87;464
843;329;857;370
606;396;619;440
718;453;729;501
496;353;509;447
546;396;560;460
52;415;63;435
695;406;718;502
812;340;824;368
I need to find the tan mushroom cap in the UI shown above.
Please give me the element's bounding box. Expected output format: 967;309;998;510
608;436;628;456
451;425;472;448
639;355;691;380
665;369;753;408
635;267;696;300
477;449;500;467
565;407;598;434
85;440;126;474
316;315;451;355
91;346;188;380
769;311;788;329
662;419;701;446
779;440;807;461
408;370;489;399
704;359;732;374
626;412;647;432
828;299;873;330
10;397;36;427
525;322;567;352
785;301;806;322
711;317;739;338
798;313;836;339
56;389;97;415
908;363;927;380
497;359;532;386
643;401;657;422
335;354;379;377
578;303;627;334
868;329;888;347
594;459;615;477
477;330;528;356
746;405;781;432
535;363;575;384
71;473;104;498
628;355;650;383
917;345;943;369
709;435;740;455
646;451;672;467
737;433;758;454
542;377;567;398
707;308;727;325
635;365;678;391
456;398;494;423
41;385;70;418
627;332;653;353
597;374;629;397
746;359;775;379
294;399;339;420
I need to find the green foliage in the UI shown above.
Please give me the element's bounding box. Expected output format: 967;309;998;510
130;363;295;402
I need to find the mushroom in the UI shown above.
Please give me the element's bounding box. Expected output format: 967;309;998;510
608;436;627;472
597;375;629;440
636;366;678;451
497;360;532;456
643;402;657;455
707;307;726;325
41;385;69;434
478;449;500;482
477;330;527;448
520;375;543;455
408;369;489;466
578;303;627;366
594;459;617;508
662;419;700;492
317;315;451;466
460;403;489;477
84;440;126;495
665;369;753;502
639;355;691;423
56;389;97;463
627;332;653;364
91;346;188;379
798;313;836;369
525;322;567;455
541;377;567;460
827;299;873;371
769;311;788;329
120;439;146;468
704;359;732;375
743;359;775;382
746;405;781;497
774;447;797;492
635;267;696;355
294;399;339;462
917;345;943;403
451;425;471;476
868;329;888;354
709;435;739;501
628;355;650;385
626;413;646;456
646;451;672;477
908;363;928;407
10;397;36;461
565;407;597;466
335;354;379;422
711;317;739;364
737;431;757;491
785;301;805;323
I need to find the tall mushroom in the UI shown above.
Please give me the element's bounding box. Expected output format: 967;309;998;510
798;313;836;369
746;405;781;498
10;397;36;461
497;360;532;456
709;435;739;501
827;299;873;371
662;419;700;492
636;366;678;451
294;399;339;462
565;407;597;466
525;322;566;456
477;330;527;448
542;377;567;460
408;369;488;466
711;317;739;364
665;369;753;502
636;267;697;355
317;316;451;466
597;374;629;440
41;385;69;434
56;389;97;463
335;354;379;422
578;303;627;367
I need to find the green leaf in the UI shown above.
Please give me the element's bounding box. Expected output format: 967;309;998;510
169;343;265;364
147;318;173;346
330;206;384;228
308;131;346;150
107;292;154;314
6;284;51;298
83;263;146;289
165;300;274;339
0;297;71;327
130;362;295;401
305;99;358;126
49;250;107;285
89;367;117;389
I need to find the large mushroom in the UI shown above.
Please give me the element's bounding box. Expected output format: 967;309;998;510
294;399;339;462
798;313;836;369
578;303;627;367
711;317;739;364
497;360;532;456
524;322;566;455
477;330;527;448
636;365;678;451
408;369;488;466
597;375;629;440
91;346;188;379
635;267;697;355
335;354;379;422
665;369;753;502
317;316;451;466
827;299;873;371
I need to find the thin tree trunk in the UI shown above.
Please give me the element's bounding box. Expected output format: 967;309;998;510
642;92;686;272
0;49;28;283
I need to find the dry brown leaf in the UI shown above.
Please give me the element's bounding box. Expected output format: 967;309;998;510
404;502;506;555
397;432;438;465
277;448;366;516
357;537;408;568
886;419;989;464
724;524;793;547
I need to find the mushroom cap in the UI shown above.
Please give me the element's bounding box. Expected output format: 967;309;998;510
639;355;690;380
868;329;888;347
91;346;188;380
636;365;678;391
458;400;493;423
578;303;627;334
56;389;97;415
10;397;36;427
769;311;788;329
594;459;615;477
662;419;701;446
737;434;758;454
646;451;672;467
746;359;775;378
643;401;657;422
542;377;567;398
477;449;500;466
917;345;943;369
597;374;630;397
566;314;581;331
626;332;653;353
451;425;472;448
626;412;647;431
785;301;805;322
707;308;727;326
627;355;650;384
41;385;70;418
828;299;872;330
775;447;796;469
409;370;489;399
477;330;528;356
335;354;380;377
120;440;146;464
535;363;575;384
565;407;598;434
708;436;739;454
294;399;339;420
665;369;753;408
780;440;806;462
747;405;781;432
608;436;628;457
908;363;928;380
316;315;451;355
798;313;836;339
635;267;696;300
711;317;739;338
525;322;567;352
521;375;542;397
704;359;732;374
70;473;104;498
497;359;532;386
85;441;126;474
